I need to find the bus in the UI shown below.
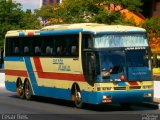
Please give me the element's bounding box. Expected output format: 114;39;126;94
4;23;153;108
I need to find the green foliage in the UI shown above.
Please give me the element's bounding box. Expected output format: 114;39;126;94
142;17;160;46
142;17;160;35
120;0;143;12
142;17;160;47
19;11;41;29
93;11;121;24
36;0;143;25
0;0;41;48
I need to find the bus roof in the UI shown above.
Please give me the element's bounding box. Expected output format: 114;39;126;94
5;23;146;38
5;30;40;37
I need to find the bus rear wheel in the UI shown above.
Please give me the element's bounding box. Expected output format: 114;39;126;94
74;88;83;108
24;80;33;100
16;79;25;99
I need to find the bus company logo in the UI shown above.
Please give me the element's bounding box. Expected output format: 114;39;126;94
132;72;147;75
142;114;159;120
53;58;63;64
53;58;71;71
125;47;146;50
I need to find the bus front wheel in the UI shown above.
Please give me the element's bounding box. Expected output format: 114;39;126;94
16;79;25;99
74;86;83;108
24;80;33;100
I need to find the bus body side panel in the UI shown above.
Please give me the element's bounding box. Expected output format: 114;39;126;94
5;81;16;92
4;56;90;101
5;57;28;92
4;56;153;104
5;80;74;101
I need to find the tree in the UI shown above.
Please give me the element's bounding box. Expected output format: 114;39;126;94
19;10;41;29
109;0;143;12
142;17;160;47
0;0;23;42
36;0;143;25
0;0;41;48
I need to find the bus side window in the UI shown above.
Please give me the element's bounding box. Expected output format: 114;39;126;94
57;46;65;55
46;46;52;56
14;47;19;55
24;46;29;55
35;46;41;55
71;46;78;56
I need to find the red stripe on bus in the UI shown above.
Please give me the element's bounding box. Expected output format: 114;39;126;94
38;72;85;81
5;69;28;77
27;32;34;36
33;57;86;82
128;81;139;86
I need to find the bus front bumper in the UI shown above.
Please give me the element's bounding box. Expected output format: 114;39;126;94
82;90;153;105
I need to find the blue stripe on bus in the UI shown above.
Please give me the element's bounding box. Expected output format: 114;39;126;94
24;57;38;94
5;81;16;92
19;32;25;36
5;81;71;101
37;86;71;100
117;82;126;86
39;29;83;36
95;31;146;35
4;57;24;62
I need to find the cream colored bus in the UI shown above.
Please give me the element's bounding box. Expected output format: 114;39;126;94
4;23;153;108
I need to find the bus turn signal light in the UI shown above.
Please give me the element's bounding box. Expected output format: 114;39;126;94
120;74;125;81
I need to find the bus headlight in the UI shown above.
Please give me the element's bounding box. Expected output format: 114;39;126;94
144;93;152;97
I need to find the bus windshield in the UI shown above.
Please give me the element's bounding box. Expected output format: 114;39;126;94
126;50;148;67
100;51;125;74
94;33;148;48
96;49;151;82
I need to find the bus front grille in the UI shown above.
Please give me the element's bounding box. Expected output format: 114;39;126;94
129;86;141;90
114;86;141;90
114;87;126;90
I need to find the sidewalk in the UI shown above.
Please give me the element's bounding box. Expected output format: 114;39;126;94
0;73;5;88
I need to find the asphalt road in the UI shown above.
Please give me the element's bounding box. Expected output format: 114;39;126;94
0;87;160;120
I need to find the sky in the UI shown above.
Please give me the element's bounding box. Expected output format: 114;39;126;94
13;0;41;12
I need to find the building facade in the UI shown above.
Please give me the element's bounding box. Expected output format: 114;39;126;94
141;0;160;18
40;0;62;6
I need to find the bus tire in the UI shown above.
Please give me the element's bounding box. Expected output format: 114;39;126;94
16;78;25;99
24;80;33;100
74;84;83;108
